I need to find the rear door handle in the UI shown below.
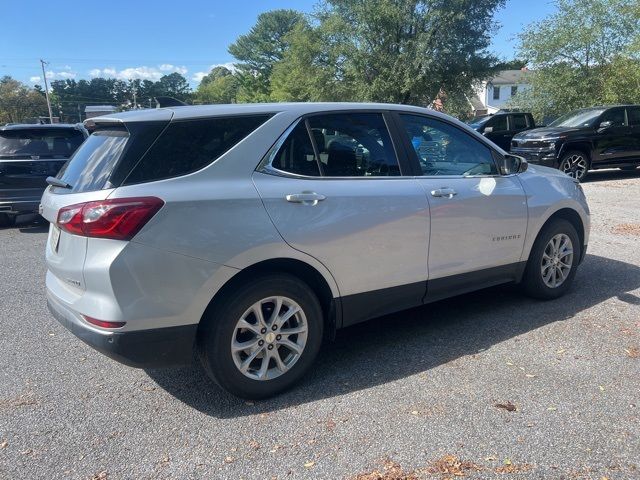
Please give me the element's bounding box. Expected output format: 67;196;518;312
430;188;457;198
285;192;326;205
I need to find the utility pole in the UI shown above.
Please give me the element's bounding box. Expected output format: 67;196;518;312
40;59;54;124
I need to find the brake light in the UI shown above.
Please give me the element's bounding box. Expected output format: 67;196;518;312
83;315;126;329
57;197;164;240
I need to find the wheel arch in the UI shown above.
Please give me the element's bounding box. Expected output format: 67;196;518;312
531;207;586;264
559;143;592;164
197;258;340;340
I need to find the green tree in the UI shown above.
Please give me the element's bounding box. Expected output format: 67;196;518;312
0;76;48;123
270;0;506;108
156;72;191;100
195;67;239;104
228;9;308;101
512;0;640;120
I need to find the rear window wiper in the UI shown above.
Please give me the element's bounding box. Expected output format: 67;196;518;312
46;176;72;189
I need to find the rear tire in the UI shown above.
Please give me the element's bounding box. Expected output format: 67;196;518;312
0;213;16;228
522;219;581;300
558;150;590;181
198;273;324;399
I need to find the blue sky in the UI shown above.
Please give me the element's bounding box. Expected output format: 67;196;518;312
0;0;557;87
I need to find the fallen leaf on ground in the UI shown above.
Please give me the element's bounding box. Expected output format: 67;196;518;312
495;401;517;412
304;461;315;468
612;223;640;236
352;459;419;480
223;456;235;464
429;455;482;477
625;347;640;359
248;440;260;450
0;440;7;449
91;472;108;480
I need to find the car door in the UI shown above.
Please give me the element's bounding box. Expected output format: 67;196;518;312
592;107;633;165
393;113;528;301
481;115;511;150
253;111;431;326
626;107;640;162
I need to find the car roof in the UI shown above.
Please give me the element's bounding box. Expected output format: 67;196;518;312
88;102;452;124
0;123;83;131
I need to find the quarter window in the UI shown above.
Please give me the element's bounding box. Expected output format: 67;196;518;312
124;115;270;185
399;114;498;176
271;122;320;176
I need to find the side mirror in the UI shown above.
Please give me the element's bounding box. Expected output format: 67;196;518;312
483;126;494;134
499;154;528;175
598;120;613;131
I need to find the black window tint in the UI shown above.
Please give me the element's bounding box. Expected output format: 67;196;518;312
627;108;640;126
307;113;400;177
400;114;498;176
601;108;626;126
487;115;508;131
271;122;320;176
124;115;270;184
511;114;528;130
57;130;128;193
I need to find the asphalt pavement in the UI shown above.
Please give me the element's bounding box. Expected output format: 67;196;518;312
1;169;639;479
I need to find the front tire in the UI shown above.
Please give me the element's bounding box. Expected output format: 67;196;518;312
559;150;590;181
198;274;324;399
522;219;581;300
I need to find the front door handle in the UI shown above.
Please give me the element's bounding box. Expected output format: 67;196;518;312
285;192;326;205
430;188;457;198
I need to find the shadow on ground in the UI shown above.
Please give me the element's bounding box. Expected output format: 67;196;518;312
146;254;640;417
582;167;640;183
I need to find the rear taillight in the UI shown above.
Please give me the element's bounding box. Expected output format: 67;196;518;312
57;197;164;240
83;315;126;329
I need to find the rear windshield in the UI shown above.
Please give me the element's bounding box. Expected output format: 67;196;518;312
56;130;128;193
123;115;271;185
0;128;84;159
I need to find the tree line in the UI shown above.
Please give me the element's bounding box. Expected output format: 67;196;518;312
1;0;638;124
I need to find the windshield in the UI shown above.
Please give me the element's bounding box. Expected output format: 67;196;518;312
466;115;492;128
0;128;84;159
549;109;605;128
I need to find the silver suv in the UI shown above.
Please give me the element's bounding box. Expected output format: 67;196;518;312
42;103;590;399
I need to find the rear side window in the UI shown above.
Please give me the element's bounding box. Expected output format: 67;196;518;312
57;130;128;193
123;115;270;185
511;114;528;130
0;128;84;159
627;108;640;126
487;115;508;132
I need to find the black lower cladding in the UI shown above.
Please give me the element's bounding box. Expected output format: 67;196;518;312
340;262;526;328
47;300;197;368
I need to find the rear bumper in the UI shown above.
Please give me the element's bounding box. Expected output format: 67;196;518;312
0;199;41;215
47;291;197;368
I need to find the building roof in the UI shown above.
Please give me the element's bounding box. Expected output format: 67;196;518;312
488;70;531;85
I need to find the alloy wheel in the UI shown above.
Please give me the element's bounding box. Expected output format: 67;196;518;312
231;296;308;381
560;154;588;180
540;233;574;288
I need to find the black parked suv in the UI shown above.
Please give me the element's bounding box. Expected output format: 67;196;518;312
466;112;536;151
511;105;640;181
0;123;87;226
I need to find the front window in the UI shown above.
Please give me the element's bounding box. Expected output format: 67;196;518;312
548;109;606;128
0;128;84;159
399;114;498;176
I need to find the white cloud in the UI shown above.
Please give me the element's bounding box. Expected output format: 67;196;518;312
29;70;77;83
30;76;41;83
87;64;189;81
192;62;237;82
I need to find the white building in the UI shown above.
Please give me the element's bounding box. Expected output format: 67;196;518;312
470;69;531;116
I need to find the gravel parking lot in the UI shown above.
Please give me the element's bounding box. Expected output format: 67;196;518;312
1;169;639;480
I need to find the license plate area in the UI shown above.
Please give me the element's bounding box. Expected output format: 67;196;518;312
50;224;61;253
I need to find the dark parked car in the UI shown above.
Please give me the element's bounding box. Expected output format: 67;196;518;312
0;123;87;226
467;112;535;151
510;105;640;181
